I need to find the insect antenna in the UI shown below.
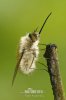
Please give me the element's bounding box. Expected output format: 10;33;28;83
39;12;52;34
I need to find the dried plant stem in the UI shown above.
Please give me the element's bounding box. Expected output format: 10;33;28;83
44;44;65;100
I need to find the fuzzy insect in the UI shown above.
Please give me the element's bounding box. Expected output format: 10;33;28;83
12;12;52;86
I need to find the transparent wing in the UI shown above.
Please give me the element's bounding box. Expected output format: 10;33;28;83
12;49;25;86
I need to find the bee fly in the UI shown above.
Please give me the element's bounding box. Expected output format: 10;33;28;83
12;12;52;86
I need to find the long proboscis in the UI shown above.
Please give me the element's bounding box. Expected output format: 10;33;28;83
39;12;52;34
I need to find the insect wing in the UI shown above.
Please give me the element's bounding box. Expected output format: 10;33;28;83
19;50;36;74
12;49;25;86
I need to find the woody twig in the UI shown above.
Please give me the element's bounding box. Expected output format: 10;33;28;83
44;44;65;100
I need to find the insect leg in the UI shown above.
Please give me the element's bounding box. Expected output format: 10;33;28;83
30;67;48;72
29;56;35;69
39;48;46;51
29;57;48;72
37;61;48;72
12;49;25;86
39;43;47;46
37;61;47;68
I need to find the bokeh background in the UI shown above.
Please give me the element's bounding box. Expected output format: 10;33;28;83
0;0;66;100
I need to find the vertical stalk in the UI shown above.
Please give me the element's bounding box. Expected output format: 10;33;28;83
44;44;65;100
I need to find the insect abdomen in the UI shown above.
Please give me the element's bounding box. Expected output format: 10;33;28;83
19;34;39;74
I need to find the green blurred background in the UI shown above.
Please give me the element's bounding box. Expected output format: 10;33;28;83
0;0;66;100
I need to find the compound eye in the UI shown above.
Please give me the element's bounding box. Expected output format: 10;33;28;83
29;34;32;39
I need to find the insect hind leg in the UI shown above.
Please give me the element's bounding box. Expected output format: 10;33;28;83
37;61;47;68
36;61;48;72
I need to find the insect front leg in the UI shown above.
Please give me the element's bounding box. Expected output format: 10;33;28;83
39;48;46;51
39;43;47;46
